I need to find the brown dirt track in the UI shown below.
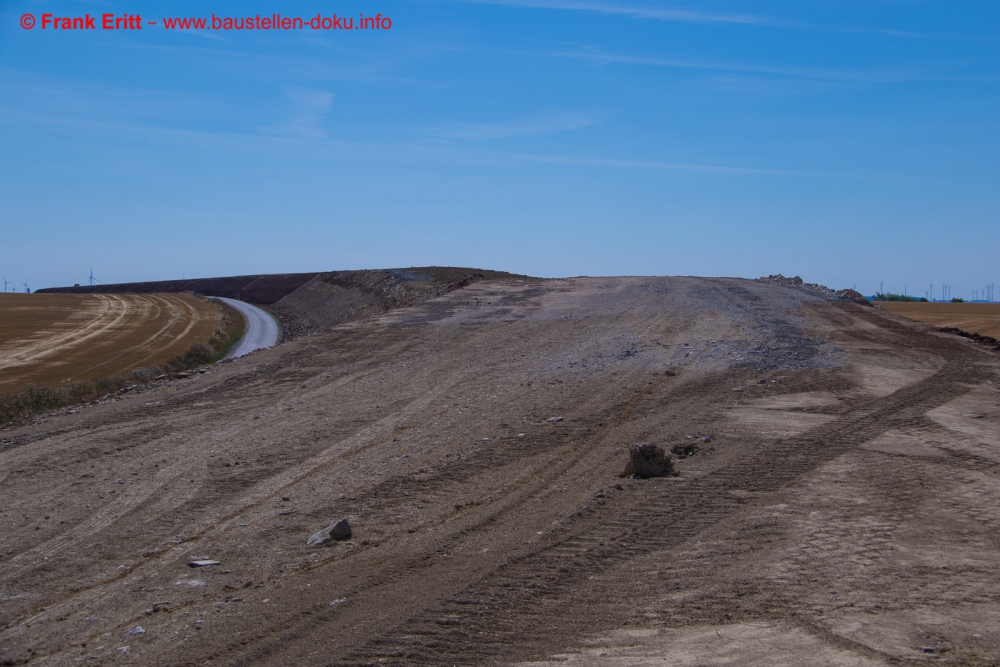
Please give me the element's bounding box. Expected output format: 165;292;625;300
0;293;221;395
878;302;1000;339
1;276;999;666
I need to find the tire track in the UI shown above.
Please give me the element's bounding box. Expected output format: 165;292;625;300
330;350;989;665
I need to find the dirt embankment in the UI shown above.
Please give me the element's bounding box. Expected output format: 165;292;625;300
3;276;999;666
267;268;524;337
0;293;221;395
38;267;528;339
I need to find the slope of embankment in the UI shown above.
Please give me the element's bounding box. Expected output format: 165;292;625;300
38;267;527;338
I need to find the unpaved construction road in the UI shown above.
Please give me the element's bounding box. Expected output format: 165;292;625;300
0;294;220;395
1;277;999;666
212;298;281;358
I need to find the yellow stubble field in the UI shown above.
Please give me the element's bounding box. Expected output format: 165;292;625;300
0;292;221;395
877;301;1000;339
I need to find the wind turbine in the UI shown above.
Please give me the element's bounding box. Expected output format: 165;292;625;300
88;267;99;286
2;277;8;293
22;280;29;294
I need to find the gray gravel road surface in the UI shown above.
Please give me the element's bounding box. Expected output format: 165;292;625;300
212;297;281;358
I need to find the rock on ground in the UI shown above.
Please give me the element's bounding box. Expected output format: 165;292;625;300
307;519;352;546
622;443;674;477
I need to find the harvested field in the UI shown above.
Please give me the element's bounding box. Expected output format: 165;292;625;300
879;301;1000;339
0;293;222;395
1;276;999;666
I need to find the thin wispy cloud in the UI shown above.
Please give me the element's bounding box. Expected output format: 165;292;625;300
844;25;991;42
453;0;985;40
453;0;783;27
0;94;813;180
433;113;598;140
257;89;335;139
501;151;812;176
551;47;927;84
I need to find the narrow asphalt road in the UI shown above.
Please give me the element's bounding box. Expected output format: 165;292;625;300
211;297;281;358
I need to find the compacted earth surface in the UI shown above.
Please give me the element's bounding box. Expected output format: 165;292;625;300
2;276;999;666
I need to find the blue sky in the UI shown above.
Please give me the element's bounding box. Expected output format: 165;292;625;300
1;1;997;298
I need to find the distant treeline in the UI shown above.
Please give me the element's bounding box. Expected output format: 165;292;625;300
872;292;928;302
872;293;966;303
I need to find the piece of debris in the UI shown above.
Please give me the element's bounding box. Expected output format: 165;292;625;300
621;443;674;478
123;626;145;637
545;416;564;423
188;560;221;568
700;436;712;443
671;443;699;459
330;598;347;606
307;518;352;546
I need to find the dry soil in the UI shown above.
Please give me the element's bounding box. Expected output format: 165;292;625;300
0;293;221;395
1;277;998;666
878;302;1000;339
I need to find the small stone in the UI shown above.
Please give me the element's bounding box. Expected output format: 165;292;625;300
671;443;699;459
307;519;352;546
700;436;712;443
123;626;145;637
